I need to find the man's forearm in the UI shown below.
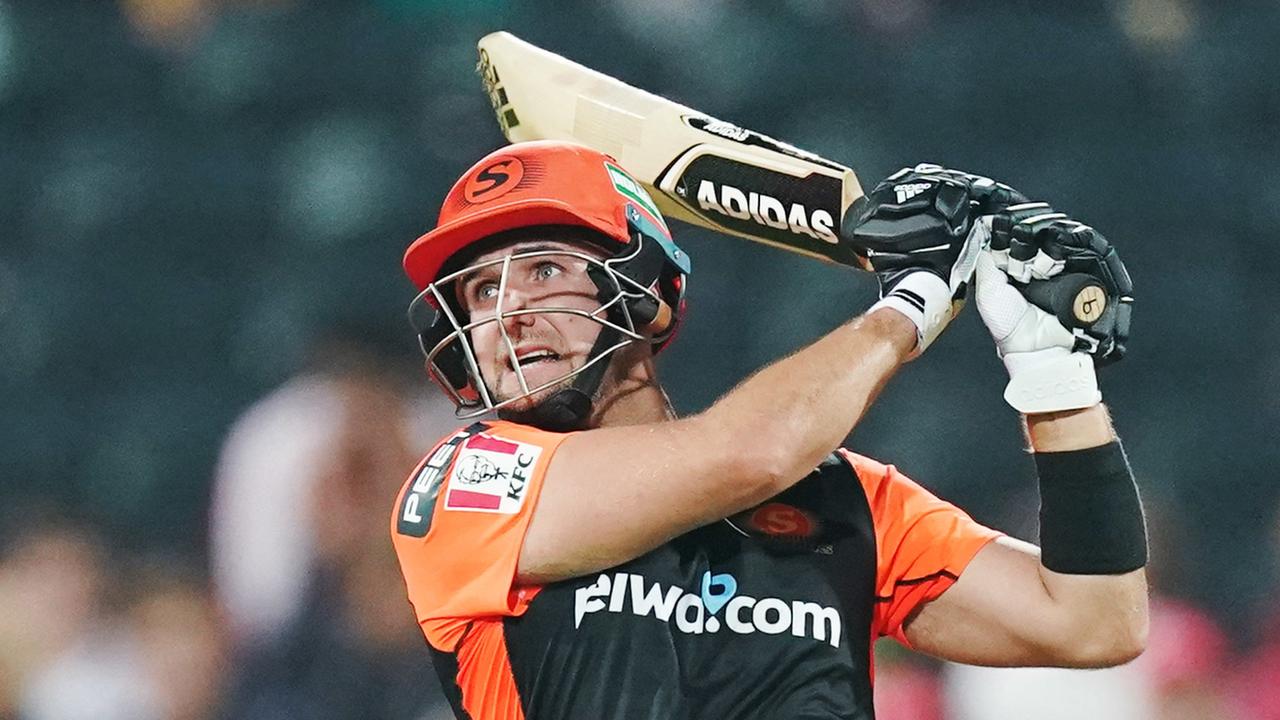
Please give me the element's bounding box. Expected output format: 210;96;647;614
1026;404;1150;665
703;307;916;488
1024;403;1116;451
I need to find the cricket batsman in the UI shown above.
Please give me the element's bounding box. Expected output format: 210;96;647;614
390;140;1146;719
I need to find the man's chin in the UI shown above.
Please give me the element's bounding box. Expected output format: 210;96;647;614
494;373;579;413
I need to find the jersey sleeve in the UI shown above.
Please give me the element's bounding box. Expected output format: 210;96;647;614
840;450;1003;646
390;420;571;650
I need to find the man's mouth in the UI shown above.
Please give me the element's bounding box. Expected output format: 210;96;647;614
511;347;563;369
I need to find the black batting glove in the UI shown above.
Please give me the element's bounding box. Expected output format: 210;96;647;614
843;163;1026;356
986;204;1134;365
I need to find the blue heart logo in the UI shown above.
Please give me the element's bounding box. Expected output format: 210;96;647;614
700;571;737;615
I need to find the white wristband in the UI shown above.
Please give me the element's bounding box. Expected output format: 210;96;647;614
868;271;954;358
1002;347;1101;413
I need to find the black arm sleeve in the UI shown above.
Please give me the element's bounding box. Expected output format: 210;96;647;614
1034;441;1147;575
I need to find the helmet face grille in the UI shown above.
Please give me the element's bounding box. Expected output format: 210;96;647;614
408;241;677;418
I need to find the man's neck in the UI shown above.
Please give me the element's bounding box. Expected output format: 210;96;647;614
590;354;675;428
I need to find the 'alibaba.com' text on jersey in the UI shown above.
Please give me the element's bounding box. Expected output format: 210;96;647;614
391;421;1001;719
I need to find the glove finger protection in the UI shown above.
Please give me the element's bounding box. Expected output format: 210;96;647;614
990;203;1069;282
994;214;1134;365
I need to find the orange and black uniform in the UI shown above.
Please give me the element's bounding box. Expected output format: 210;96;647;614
392;421;1001;720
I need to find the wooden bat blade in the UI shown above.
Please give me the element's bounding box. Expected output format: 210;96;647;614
477;31;866;268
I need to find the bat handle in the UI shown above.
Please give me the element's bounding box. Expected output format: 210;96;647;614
1021;273;1109;331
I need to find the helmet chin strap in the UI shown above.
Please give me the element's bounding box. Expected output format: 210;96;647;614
496;325;620;432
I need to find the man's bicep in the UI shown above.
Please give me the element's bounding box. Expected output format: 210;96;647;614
518;417;775;584
851;452;1002;643
902;536;1074;666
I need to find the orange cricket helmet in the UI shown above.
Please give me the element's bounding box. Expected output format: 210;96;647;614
404;140;689;290
403;141;690;430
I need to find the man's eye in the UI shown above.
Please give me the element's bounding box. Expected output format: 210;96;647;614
535;262;563;280
474;283;499;301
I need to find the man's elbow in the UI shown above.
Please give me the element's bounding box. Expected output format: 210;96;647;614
1081;627;1147;668
726;444;794;500
1063;612;1149;668
1113;611;1150;664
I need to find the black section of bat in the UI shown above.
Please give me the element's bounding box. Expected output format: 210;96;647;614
682;116;850;174
662;151;865;267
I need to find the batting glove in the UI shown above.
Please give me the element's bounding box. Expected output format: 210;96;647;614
977;206;1134;413
845;163;1026;358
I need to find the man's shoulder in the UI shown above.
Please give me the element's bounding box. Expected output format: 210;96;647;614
827;449;931;502
422;419;572;455
394;419;575;536
419;415;576;466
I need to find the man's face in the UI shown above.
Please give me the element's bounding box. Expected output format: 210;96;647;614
455;236;608;411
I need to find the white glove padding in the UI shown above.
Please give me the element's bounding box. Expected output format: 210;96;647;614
975;248;1101;413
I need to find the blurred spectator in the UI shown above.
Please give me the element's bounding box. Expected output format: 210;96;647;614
2;525;228;720
219;531;455;720
1146;596;1236;720
873;640;943;720
211;326;458;718
209;372;351;647
209;326;455;649
120;0;214;50
0;522;106;717
120;0;298;51
1233;618;1280;720
128;562;228;720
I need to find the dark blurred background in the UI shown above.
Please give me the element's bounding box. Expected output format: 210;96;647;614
2;1;1277;718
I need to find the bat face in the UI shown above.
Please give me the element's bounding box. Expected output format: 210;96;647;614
477;31;866;268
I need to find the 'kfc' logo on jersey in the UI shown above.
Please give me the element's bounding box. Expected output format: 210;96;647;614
454;454;506;485
574;571;842;649
443;434;541;514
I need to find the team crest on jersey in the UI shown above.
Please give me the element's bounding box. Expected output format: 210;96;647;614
726;501;829;555
443;433;542;514
745;503;820;540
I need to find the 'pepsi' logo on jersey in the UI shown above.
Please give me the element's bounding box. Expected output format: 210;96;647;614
397;430;473;537
573;571;842;648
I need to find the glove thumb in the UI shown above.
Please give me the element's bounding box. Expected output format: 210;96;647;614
975;250;1026;343
975;250;1075;355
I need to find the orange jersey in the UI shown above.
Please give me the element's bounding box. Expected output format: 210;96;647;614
392;421;1000;719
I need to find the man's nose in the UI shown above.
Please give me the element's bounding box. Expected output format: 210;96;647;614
499;286;538;331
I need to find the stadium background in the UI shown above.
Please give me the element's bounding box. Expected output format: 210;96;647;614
2;0;1277;718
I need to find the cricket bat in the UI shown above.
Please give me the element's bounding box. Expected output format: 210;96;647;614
476;31;867;270
474;31;1104;331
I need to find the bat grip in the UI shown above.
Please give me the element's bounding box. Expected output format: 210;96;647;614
1021;273;1109;331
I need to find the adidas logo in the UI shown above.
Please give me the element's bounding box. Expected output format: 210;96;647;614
894;182;931;204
